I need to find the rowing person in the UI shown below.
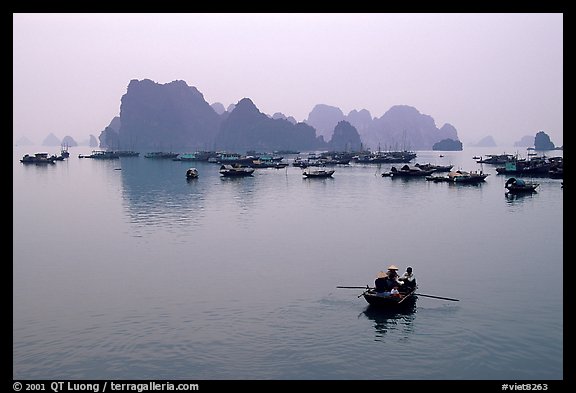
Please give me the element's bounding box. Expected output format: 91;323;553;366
398;266;416;292
374;271;389;294
374;265;403;295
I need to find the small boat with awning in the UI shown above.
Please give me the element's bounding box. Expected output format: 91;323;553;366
505;177;539;193
186;168;199;179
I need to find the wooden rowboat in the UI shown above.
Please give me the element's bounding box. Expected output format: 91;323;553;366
362;287;418;309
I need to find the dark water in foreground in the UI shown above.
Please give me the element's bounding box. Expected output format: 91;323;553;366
13;146;563;380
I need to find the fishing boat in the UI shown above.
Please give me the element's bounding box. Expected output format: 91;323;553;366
302;168;335;178
219;164;255;177
505;177;539;193
382;164;434;177
448;170;489;183
20;152;56;164
495;155;554;175
212;152;255;166
362;286;418;309
186;168;199;179
114;150;140;157
337;283;459;309
353;150;417;164
476;154;515;164
414;163;453;172
79;150;120;159
58;145;70;159
144;151;179;159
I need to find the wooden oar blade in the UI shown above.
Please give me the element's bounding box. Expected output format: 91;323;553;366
415;293;459;301
337;286;372;289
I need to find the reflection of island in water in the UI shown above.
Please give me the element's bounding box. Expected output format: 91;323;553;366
361;303;416;342
119;158;260;232
119;158;215;230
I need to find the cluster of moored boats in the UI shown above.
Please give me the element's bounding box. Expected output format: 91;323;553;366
475;153;563;178
21;148;563;190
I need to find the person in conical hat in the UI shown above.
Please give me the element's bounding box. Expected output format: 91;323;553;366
387;265;399;279
374;271;388;293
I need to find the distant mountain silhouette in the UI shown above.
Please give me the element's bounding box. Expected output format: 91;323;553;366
346;109;373;134
97;79;462;152
214;98;325;151
305;104;459;150
272;112;297;124
366;105;459;150
15;136;34;146
473;136;497;147
89;135;99;147
514;135;534;147
211;102;226;115
42;132;61;146
329;120;362;151
305;104;345;141
61;135;78;147
99;116;121;148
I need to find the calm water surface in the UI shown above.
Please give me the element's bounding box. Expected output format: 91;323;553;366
13;145;563;380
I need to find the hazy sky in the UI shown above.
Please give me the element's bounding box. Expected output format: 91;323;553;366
13;13;563;147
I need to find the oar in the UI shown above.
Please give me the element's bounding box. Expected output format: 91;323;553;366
337;286;372;289
398;288;418;304
415;293;459;301
358;290;370;298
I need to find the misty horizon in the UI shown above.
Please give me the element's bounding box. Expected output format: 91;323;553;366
13;13;563;147
12;90;562;150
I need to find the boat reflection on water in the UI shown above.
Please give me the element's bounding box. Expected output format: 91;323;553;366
505;191;538;202
360;303;416;342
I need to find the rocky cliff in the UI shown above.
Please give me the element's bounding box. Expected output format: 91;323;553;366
329;120;362;151
99;79;461;152
118;79;221;150
214;98;325;151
